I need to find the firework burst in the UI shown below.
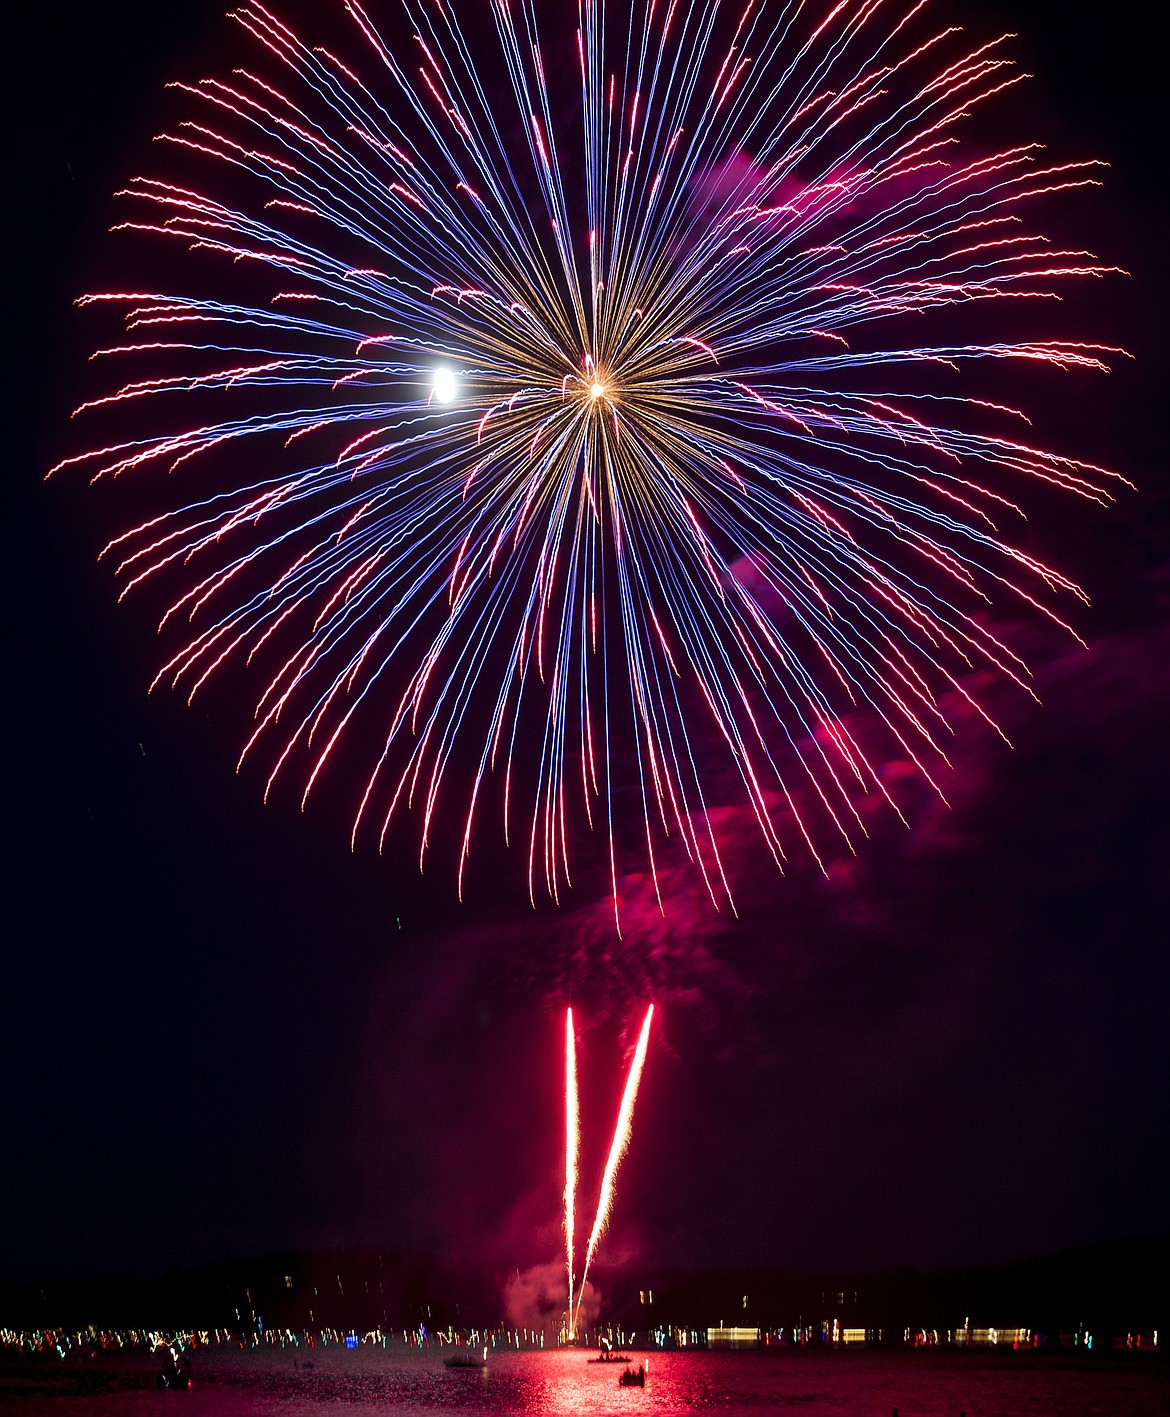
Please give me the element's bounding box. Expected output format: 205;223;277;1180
56;0;1126;925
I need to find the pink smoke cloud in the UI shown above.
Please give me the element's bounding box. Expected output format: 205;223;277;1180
503;1260;600;1338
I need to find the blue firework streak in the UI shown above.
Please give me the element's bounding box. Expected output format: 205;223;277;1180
56;0;1127;926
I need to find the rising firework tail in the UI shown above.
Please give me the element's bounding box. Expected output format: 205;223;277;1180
565;1007;578;1332
55;0;1128;924
569;1003;654;1335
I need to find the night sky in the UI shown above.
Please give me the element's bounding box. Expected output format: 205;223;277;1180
7;0;1167;1293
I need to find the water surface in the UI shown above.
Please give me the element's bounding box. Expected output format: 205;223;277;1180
5;1344;1167;1416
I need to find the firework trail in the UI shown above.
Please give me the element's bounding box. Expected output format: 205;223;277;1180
565;1007;579;1334
57;0;1126;923
573;1003;653;1329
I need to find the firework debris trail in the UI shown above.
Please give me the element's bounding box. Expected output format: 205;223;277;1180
573;1003;654;1331
565;1007;579;1332
56;1;1128;925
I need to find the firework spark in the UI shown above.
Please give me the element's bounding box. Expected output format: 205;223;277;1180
57;0;1126;922
573;1003;654;1331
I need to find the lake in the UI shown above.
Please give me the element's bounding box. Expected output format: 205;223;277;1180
3;1343;1167;1416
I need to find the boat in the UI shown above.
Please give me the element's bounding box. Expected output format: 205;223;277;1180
588;1351;632;1363
443;1345;488;1369
619;1364;646;1387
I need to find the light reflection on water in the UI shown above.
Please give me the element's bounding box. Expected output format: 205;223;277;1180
7;1345;1168;1416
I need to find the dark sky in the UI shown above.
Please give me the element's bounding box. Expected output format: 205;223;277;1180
6;0;1166;1293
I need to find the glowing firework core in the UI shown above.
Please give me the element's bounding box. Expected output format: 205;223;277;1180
564;1005;654;1338
431;366;456;404
590;381;605;400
